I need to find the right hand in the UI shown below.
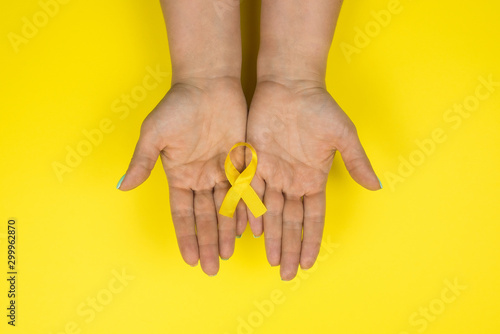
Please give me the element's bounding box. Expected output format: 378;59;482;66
118;77;248;276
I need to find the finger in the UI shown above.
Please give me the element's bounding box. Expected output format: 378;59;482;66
337;125;381;191
118;122;161;191
194;189;219;276
300;191;326;270
235;200;247;238
169;187;199;266
214;181;236;260
280;195;303;280
247;175;265;237
263;186;284;266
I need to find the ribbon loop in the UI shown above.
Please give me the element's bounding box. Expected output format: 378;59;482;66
219;143;267;218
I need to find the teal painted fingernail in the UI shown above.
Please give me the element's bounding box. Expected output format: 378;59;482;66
208;273;217;277
221;257;229;261
116;174;126;189
236;234;242;239
253;234;261;238
377;177;383;189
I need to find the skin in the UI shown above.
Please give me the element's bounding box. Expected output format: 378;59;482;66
120;0;381;280
248;0;381;280
118;0;247;276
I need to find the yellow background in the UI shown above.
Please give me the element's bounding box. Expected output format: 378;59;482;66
1;0;500;333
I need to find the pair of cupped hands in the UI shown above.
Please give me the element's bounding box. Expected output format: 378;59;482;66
117;76;381;280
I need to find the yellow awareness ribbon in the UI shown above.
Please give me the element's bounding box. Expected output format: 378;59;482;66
219;143;267;218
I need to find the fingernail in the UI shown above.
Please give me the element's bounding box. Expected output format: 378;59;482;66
236;234;242;239
116;174;126;189
253;234;261;238
377;176;383;189
221;257;230;261
189;263;198;267
208;273;217;277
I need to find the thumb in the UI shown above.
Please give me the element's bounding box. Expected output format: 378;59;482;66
336;126;382;191
117;128;162;191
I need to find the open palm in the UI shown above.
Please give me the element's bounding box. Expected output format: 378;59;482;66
118;78;247;276
247;81;381;280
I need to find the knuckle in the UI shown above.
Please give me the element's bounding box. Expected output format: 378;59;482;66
195;211;216;224
305;212;325;223
171;208;194;220
282;220;302;230
265;209;282;218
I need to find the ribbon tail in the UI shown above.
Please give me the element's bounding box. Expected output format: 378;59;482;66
241;187;267;218
219;192;239;218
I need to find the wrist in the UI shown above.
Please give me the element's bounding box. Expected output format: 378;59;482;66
171;60;241;86
257;0;338;86
171;75;244;95
256;47;328;88
162;0;242;86
256;60;326;91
